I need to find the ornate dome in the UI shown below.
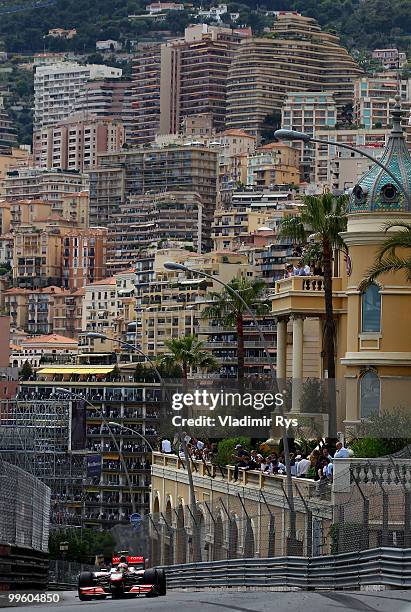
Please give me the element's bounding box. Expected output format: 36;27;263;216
349;101;411;214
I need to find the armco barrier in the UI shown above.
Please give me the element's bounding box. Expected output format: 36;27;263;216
0;544;49;591
159;547;411;590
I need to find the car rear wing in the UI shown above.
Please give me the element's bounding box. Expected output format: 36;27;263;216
112;555;145;566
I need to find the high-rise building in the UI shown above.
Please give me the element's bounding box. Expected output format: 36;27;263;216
243;142;300;188
106;191;203;274
131;25;249;145
131;44;162;146
4;168;89;214
75;79;133;142
226;12;362;139
88;145;218;248
34;63;123;129
61;227;108;290
33;112;124;172
281;92;337;182
0;101;17;154
353;75;411;129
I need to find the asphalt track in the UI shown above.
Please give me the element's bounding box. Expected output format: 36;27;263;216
1;590;411;611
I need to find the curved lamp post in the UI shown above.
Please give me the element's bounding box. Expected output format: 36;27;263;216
163;261;298;551
55;386;136;514
274;128;410;203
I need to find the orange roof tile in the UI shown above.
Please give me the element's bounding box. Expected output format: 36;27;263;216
88;276;117;286
222;129;254;138
23;334;78;345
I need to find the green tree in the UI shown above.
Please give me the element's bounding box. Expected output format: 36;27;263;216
49;528;115;564
280;193;348;436
158;335;217;379
202;277;269;379
19;360;33;381
359;221;411;290
215;436;251;466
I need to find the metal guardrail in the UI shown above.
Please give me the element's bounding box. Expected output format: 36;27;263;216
0;544;49;591
159;547;411;590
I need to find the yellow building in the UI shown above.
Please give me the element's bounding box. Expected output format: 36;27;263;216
241;143;301;188
271;103;411;431
0;147;31;197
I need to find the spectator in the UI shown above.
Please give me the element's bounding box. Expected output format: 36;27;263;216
161;437;172;454
232;444;250;480
321;447;333;462
334;441;350;458
296;453;311;477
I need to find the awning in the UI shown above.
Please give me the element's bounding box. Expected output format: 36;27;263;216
37;366;115;375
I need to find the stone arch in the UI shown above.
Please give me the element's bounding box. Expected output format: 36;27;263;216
197;509;207;561
151;494;161;567
163;497;174;565
244;518;255;558
175;503;187;564
228;515;239;559
213;512;225;560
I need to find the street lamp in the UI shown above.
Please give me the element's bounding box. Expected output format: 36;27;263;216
163;261;298;550
108;422;154;453
274;128;410;203
55;387;136;514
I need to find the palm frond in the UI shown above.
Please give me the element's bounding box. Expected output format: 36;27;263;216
359;254;411;290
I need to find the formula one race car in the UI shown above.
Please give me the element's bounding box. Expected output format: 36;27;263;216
78;553;166;600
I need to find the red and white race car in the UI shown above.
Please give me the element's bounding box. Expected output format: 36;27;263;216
78;554;166;600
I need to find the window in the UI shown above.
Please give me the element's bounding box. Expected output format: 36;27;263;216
361;284;381;332
360;371;380;418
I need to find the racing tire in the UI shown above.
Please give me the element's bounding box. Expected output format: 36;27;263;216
143;568;160;597
78;571;95;587
78;571;95;601
157;569;167;596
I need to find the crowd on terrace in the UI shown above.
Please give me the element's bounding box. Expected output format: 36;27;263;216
160;436;352;482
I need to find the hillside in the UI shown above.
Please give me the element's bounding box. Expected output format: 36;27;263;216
0;0;410;54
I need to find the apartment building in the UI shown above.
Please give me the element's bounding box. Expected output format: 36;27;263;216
106;191;203;273
34;62;122;129
9;333;78;369
0;147;31;197
243;142;300;188
131;25;248;145
4;285;83;337
131;248;248;359
212;190;299;251
226;12;361;138
75;78;133;142
62;227;108;290
281;92;338;182
33;113;125;172
61;190;89;227
0;103;17;154
314;127;389;188
89;145;218;248
4;168;89;214
131;43;162;146
353;75;411;129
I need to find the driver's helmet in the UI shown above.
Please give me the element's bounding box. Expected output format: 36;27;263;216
117;562;128;572
117;555;128;572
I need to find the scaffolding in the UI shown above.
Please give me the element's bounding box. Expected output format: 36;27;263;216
0;398;85;528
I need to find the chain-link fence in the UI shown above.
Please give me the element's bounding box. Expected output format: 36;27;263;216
0;459;50;552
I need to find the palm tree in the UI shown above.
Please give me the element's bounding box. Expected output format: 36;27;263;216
158;334;218;378
359;221;411;290
201;277;270;379
280;193;348;437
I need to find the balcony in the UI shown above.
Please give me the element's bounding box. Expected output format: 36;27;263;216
271;276;346;317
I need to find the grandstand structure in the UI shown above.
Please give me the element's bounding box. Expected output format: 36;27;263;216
0;380;160;529
0;392;86;528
